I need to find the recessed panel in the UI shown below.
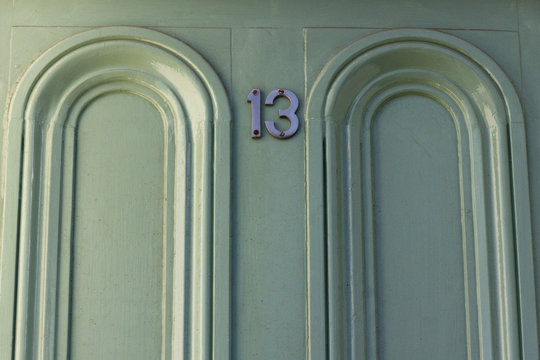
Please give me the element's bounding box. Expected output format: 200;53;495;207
371;95;467;359
2;26;231;360
69;92;165;359
306;29;533;360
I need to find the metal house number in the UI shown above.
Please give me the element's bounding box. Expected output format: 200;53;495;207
247;88;299;139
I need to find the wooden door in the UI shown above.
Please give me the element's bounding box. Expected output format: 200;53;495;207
0;2;538;360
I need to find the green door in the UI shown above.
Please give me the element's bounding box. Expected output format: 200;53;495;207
0;2;538;360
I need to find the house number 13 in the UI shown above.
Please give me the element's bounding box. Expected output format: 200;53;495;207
247;88;299;139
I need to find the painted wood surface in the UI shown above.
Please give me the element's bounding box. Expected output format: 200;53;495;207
0;2;538;360
306;29;535;360
0;27;231;359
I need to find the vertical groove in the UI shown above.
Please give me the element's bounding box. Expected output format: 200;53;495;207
322;137;329;360
66;125;78;360
9;119;25;360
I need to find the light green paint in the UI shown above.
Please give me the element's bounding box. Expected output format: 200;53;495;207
0;2;538;360
0;27;231;359
305;29;535;359
231;28;306;360
372;95;466;359
70;93;164;359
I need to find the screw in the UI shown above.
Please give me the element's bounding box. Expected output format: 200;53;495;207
253;89;258;95
278;89;284;94
253;129;259;135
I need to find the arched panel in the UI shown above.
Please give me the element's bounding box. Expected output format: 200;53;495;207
0;27;231;360
305;29;538;360
370;94;466;359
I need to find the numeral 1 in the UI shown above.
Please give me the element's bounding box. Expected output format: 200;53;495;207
247;88;262;138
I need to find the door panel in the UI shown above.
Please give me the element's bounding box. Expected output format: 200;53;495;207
0;27;231;359
372;95;467;359
69;93;164;359
306;29;534;359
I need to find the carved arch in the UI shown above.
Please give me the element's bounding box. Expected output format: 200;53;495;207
305;29;538;359
0;27;231;359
